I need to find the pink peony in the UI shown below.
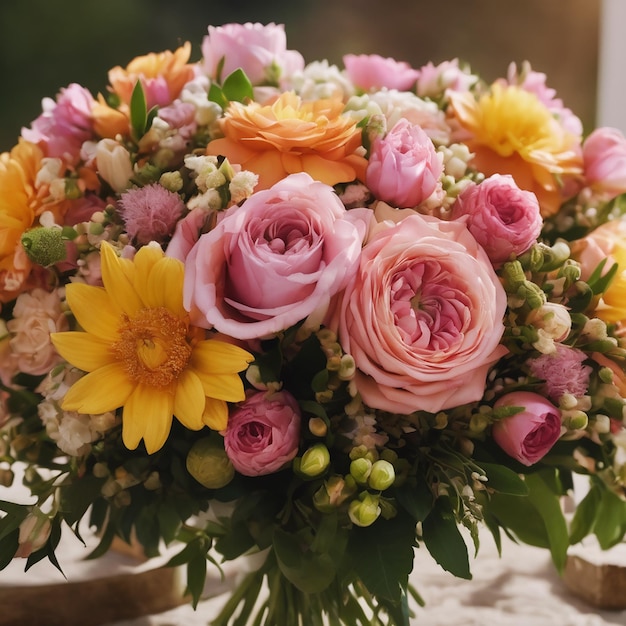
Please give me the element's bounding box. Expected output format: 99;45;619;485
330;213;507;414
183;172;368;340
201;22;304;85
118;183;186;245
492;391;562;466
223;390;301;476
451;174;543;267
366;119;443;209
343;54;419;92
582;127;626;199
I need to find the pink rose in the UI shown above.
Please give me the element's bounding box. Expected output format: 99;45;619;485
451;174;542;267
492;391;562;466
416;59;478;98
201;22;304;85
343;54;419;92
224;390;301;476
183;173;367;340
582;127;626;199
167;208;213;262
366;119;443;209
330;213;508;414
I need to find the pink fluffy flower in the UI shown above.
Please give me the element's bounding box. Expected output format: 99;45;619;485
366;119;443;209
22;83;95;164
202;22;304;85
582;127;626;199
330;213;507;414
117;184;186;245
343;54;419;92
224;390;301;476
528;344;592;401
492;391;562;466
451;174;543;267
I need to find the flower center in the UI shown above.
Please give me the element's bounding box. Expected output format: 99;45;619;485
112;307;192;387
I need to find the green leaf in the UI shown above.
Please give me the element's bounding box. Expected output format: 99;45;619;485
158;503;183;546
221;69;254;103
59;475;106;526
208;83;228;109
187;552;208;608
130;79;147;139
593;487;626;549
348;510;416;602
214;521;256;561
479;462;529;496
569;482;602;545
0;500;29;542
0;528;19;570
394;476;434;522
422;498;471;580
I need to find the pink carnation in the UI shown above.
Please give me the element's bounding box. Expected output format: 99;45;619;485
582;127;626;199
118;184;186;245
528;344;592;401
343;54;419;92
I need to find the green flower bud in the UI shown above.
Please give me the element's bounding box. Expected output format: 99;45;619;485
469;412;490;434
348;493;381;527
517;280;546;309
350;457;372;485
502;260;526;290
21;227;66;267
308;417;328;437
312;475;356;512
564;410;588;431
368;459;395;491
186;437;234;489
298;444;331;478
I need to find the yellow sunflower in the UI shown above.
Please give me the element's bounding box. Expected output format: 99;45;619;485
51;241;253;454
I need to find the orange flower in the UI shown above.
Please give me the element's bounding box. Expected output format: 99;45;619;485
448;83;583;216
107;42;195;109
206;92;368;189
91;94;131;139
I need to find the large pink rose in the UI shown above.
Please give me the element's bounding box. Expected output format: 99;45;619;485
451;174;542;267
331;213;508;414
201;22;304;85
224;390;301;476
492;391;562;466
183;172;367;340
366;119;443;209
343;54;419;92
582;127;626;199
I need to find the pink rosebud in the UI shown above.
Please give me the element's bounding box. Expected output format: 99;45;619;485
582;127;626;199
492;391;562;466
366;119;443;209
343;54;419;92
451;174;543;267
224;391;301;476
202;22;304;85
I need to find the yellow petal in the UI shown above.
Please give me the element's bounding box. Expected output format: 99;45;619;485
123;384;174;454
173;369;205;430
61;363;134;414
65;283;121;340
132;244;165;304
191;340;253;375
202;398;229;431
195;371;247;402
145;256;185;315
51;332;114;372
100;241;143;316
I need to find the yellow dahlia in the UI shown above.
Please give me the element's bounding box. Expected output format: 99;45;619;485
51;241;253;454
448;83;583;216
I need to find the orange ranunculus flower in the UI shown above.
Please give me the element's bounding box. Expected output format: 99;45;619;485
206;91;368;189
448;83;583;217
107;42;195;109
91;94;131;139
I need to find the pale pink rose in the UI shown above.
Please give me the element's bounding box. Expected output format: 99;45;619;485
582;127;626;199
224;390;301;476
201;22;304;85
330;213;508;414
343;54;419;92
366;119;443;209
451;174;542;267
183;173;368;340
7;288;69;376
492;391;562;466
572;218;626;281
416;59;478;98
166;208;213;262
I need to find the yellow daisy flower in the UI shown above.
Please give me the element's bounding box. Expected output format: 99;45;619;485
51;241;253;454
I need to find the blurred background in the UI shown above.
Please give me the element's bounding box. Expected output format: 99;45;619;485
0;0;600;151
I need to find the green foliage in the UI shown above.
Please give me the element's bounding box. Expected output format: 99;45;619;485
208;69;254;109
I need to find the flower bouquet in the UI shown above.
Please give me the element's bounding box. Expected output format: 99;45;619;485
3;20;626;626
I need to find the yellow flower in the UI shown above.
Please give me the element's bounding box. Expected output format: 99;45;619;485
51;241;253;454
448;83;583;216
206;91;368;190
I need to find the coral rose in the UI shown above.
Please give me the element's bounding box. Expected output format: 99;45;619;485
330;212;507;414
183;172;368;340
582;127;626;199
492;391;562;466
343;54;419;92
224;390;301;476
205;91;368;190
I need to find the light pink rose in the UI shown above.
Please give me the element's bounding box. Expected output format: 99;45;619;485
183;172;367;340
582;127;626;199
330;213;508;414
572;218;626;281
167;208;213;262
343;54;419;92
366;119;443;209
201;22;304;85
492;391;562;466
451;174;542;267
224;390;301;476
